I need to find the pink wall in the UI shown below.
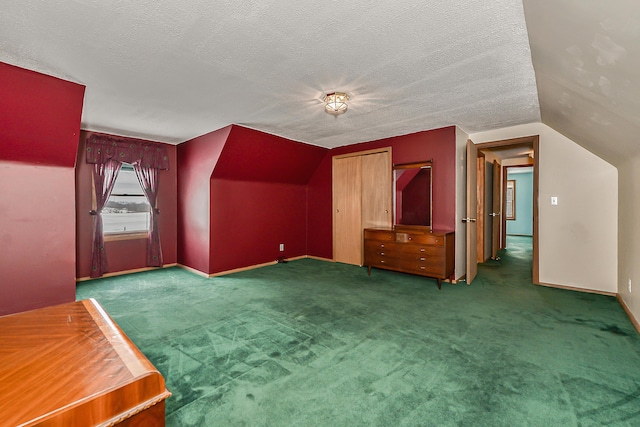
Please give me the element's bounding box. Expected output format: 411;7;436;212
75;131;178;279
307;127;457;259
177;126;231;272
0;62;84;315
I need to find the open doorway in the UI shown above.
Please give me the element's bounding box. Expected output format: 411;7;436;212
470;136;539;284
505;165;534;239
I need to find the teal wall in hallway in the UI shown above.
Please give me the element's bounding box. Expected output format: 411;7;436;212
506;170;533;236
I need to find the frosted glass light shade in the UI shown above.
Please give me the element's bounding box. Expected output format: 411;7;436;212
324;92;349;115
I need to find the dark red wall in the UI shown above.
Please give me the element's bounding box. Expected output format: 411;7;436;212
0;62;85;315
210;180;308;272
400;168;431;226
209;126;328;273
177;125;327;275
208;126;326;274
306;151;333;259
75;131;178;279
307;127;457;259
213;126;327;183
0;61;460;311
177;126;231;273
1;62;84;167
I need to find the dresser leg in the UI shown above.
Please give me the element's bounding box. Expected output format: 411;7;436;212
437;278;442;290
367;266;371;276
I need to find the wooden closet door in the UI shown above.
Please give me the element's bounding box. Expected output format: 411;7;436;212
333;148;392;266
361;151;392;230
333;156;362;265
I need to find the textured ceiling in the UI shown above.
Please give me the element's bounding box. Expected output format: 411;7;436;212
0;0;540;148
523;0;640;165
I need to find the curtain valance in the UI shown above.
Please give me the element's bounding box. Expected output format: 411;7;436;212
86;134;170;170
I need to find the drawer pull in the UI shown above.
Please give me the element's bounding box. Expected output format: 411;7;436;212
380;244;385;248
419;257;425;261
419;266;426;270
380;252;385;256
380;260;385;264
420;248;426;252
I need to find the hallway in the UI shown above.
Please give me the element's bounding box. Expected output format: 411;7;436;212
479;235;534;281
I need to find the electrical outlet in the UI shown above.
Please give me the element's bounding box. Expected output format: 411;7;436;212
279;243;284;252
551;196;558;206
629;278;632;293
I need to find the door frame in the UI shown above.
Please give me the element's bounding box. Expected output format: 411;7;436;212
473;135;539;284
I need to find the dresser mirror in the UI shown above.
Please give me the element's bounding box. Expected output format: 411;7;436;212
393;161;432;229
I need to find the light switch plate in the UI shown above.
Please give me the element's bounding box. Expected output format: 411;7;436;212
551;196;558;205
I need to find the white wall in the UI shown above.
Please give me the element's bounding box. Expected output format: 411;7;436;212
455;127;469;280
618;156;640;325
469;122;618;293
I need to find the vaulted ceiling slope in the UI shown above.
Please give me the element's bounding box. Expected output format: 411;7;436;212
0;1;539;148
523;0;640;166
211;125;327;184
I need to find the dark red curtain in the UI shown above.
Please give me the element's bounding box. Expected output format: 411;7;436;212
86;133;170;276
133;163;163;267
90;159;122;278
86;134;169;170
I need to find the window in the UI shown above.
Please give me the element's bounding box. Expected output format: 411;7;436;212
102;164;150;235
505;179;516;220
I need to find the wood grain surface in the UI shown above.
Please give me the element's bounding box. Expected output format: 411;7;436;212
0;299;170;426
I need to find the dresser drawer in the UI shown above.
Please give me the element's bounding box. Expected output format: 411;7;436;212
401;262;445;277
401;233;445;246
400;251;444;273
364;240;400;253
367;254;401;269
364;241;401;266
403;245;443;258
364;229;396;242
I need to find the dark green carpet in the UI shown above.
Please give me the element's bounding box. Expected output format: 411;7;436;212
76;236;640;426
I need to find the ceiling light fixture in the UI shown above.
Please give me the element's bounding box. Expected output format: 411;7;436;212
323;92;349;115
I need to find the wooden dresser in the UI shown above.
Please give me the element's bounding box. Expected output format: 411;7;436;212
0;299;170;426
364;227;455;289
